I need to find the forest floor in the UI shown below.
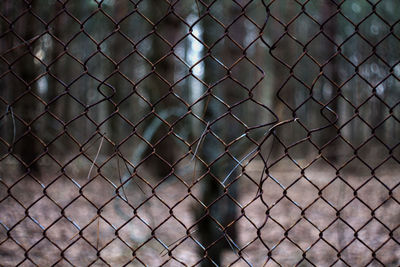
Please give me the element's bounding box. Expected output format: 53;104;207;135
1;156;400;266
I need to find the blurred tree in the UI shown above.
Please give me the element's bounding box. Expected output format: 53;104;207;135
45;2;65;146
318;0;348;254
195;1;248;265
107;1;128;152
141;0;183;177
314;0;341;162
12;0;42;173
0;1;16;152
269;0;298;148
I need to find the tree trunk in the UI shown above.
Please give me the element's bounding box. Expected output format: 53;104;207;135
196;1;246;264
107;1;127;152
321;1;341;163
143;1;181;177
13;0;41;174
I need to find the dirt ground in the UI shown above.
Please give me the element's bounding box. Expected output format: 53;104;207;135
1;154;400;266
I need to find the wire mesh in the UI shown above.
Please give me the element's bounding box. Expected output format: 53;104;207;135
1;0;400;266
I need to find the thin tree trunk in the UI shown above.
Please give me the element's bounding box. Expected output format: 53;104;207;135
321;1;341;163
46;3;63;142
0;1;16;151
143;0;181;177
320;0;346;254
107;1;127;152
272;0;296;144
13;0;41;174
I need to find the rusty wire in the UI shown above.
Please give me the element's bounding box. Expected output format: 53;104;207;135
1;0;400;266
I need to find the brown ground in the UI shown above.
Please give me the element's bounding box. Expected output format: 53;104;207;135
1;155;400;266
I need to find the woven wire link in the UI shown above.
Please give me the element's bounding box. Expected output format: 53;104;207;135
1;0;400;266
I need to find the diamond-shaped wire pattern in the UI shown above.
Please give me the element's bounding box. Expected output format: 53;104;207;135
1;0;400;266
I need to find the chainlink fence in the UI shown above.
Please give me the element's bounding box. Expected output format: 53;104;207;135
1;0;400;266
